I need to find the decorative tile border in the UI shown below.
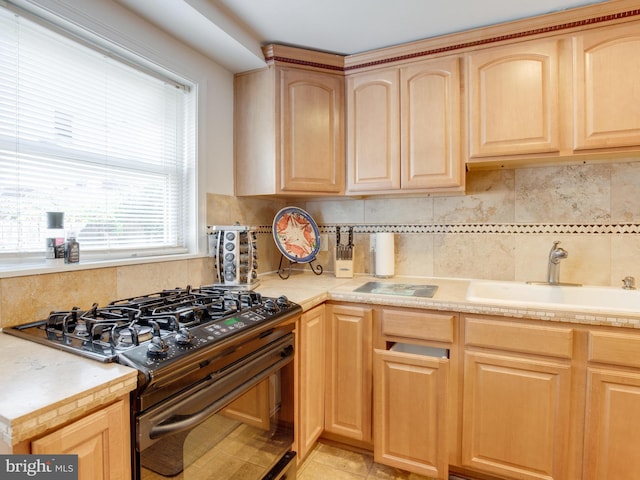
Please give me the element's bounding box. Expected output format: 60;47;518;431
257;223;640;235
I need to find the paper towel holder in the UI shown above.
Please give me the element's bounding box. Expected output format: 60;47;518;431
371;232;395;278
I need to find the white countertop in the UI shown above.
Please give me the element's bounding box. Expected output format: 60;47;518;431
257;272;640;328
0;334;137;449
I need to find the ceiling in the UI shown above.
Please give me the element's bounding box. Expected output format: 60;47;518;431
115;0;608;73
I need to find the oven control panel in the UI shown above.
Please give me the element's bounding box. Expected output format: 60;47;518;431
118;297;301;369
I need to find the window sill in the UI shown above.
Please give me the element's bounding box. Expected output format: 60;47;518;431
0;253;208;279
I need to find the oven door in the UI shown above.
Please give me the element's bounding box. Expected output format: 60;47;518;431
135;333;296;480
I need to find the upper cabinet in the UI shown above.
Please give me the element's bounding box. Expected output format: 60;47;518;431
465;17;640;168
467;39;561;159
346;56;464;195
346;68;400;192
234;4;640;195
235;46;344;196
573;21;640;151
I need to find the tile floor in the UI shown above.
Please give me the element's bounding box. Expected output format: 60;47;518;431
297;442;436;480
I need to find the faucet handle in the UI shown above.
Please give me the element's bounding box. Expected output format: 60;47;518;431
622;276;636;290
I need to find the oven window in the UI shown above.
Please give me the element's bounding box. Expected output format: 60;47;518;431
139;370;294;480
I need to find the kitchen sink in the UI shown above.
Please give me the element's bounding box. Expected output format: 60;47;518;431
466;280;640;313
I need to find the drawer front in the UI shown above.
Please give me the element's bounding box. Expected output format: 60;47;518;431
380;309;455;343
464;316;573;359
589;330;640;368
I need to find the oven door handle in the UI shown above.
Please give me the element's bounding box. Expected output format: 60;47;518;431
138;334;294;449
150;355;290;439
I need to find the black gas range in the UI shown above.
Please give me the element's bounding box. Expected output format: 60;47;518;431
4;286;301;407
5;285;302;479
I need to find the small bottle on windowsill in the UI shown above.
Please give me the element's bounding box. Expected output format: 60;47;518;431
45;211;65;265
64;232;80;264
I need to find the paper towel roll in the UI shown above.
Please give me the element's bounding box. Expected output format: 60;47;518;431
374;232;395;277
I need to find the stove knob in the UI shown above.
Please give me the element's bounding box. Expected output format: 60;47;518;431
276;295;289;307
175;327;194;347
264;299;278;313
147;336;169;359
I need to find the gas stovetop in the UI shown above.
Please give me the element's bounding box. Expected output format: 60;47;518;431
4;285;301;367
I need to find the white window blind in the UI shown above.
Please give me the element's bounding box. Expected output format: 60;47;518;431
0;5;195;262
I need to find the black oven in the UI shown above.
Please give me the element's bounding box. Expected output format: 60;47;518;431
135;329;296;480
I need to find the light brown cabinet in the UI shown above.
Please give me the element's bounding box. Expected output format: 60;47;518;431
467;38;561;159
31;397;131;480
374;349;449;479
324;303;373;444
583;368;640;480
235;46;344;196
222;378;271;430
315;297;640;480
461;316;574;480
582;330;640;479
373;308;455;479
573;21;640;152
346;56;464;195
295;304;326;462
346;68;400;192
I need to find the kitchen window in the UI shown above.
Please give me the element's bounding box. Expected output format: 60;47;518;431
0;4;196;266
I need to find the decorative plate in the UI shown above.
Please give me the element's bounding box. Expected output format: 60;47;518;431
273;207;320;263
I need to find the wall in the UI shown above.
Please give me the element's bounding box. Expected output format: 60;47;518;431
297;159;640;287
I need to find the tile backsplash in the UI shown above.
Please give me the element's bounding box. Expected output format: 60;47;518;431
2;159;640;328
299;160;640;286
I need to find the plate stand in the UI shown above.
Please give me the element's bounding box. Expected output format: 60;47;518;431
277;255;323;280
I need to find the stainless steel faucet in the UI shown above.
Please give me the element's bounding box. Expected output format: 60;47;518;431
547;241;568;285
622;276;636;290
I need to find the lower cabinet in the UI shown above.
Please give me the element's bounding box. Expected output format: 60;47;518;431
583;368;640;479
373;348;449;479
324;303;373;444
31;397;131;480
319;303;640;480
296;304;326;462
372;307;456;479
223;378;271;429
462;351;572;480
582;329;640;479
461;315;575;480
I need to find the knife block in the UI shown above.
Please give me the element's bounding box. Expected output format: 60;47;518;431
334;246;354;278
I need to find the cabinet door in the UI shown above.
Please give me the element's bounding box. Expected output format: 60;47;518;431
583;368;640;480
325;304;373;443
222;378;271;429
401;57;463;190
467;39;560;157
346;69;400;192
462;351;571;480
374;348;449;479
573;22;640;150
31;398;130;480
296;304;326;461
279;68;344;193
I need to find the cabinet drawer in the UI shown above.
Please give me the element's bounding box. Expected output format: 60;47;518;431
588;330;640;368
464;316;573;359
380;309;455;343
